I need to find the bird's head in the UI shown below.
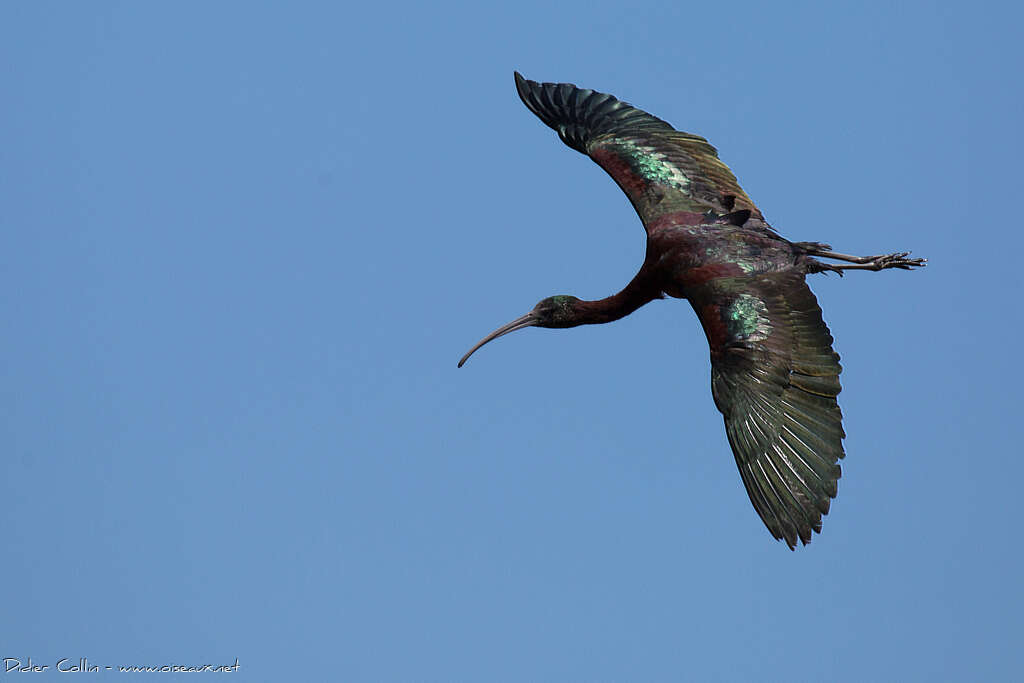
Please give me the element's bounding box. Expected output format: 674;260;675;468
457;295;583;368
531;294;584;328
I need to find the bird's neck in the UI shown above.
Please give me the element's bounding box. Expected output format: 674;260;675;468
576;272;660;325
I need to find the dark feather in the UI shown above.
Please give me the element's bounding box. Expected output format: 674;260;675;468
720;209;752;226
514;72;768;231
514;71;674;154
696;273;845;549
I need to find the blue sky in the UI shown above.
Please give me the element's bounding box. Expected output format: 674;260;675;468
2;1;1021;680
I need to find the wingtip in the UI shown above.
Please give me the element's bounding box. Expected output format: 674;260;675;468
513;70;534;106
510;72;676;156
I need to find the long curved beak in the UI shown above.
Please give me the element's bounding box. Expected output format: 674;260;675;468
458;312;538;368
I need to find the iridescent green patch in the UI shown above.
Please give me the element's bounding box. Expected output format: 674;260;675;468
725;294;769;342
617;139;690;190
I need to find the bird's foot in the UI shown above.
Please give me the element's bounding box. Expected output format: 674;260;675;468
802;244;927;272
831;251;927;272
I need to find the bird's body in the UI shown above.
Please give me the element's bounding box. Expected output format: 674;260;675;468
459;73;924;549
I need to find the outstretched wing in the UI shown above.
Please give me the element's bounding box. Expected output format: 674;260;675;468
514;72;766;231
691;272;845;548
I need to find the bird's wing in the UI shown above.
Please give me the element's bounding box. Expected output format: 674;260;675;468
691;271;845;548
514;72;767;232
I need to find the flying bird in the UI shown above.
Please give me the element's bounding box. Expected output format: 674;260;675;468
459;72;925;549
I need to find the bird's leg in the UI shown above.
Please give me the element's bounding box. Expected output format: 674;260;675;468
818;251;927;272
795;242;926;272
